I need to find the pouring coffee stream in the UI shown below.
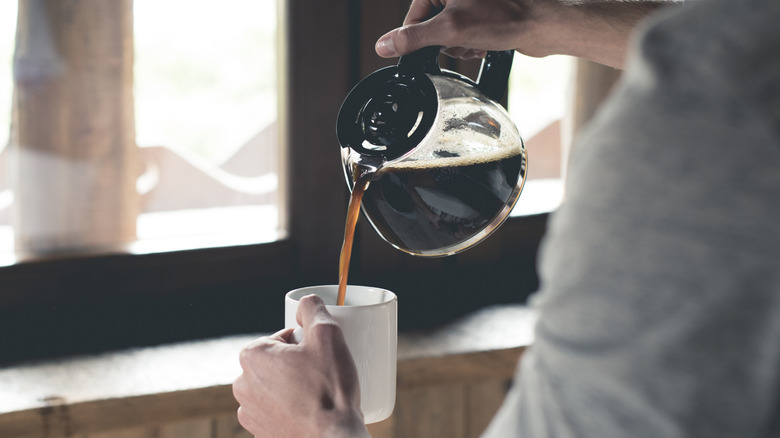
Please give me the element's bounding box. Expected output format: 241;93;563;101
336;47;527;305
337;161;377;306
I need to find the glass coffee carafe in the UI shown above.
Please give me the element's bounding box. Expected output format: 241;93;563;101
337;47;527;257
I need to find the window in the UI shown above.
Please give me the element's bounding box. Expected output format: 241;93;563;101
134;0;281;252
0;1;16;265
507;54;572;216
0;0;563;364
0;0;298;363
0;0;281;262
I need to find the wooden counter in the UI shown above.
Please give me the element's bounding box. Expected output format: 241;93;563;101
0;304;534;438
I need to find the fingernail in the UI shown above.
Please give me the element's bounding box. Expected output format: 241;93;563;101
376;33;397;57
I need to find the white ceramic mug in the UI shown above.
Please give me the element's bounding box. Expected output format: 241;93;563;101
285;285;397;424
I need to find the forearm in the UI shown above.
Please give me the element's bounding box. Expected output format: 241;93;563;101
533;1;681;68
376;0;683;68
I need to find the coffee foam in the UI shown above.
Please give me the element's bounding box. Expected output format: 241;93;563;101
387;141;524;170
386;97;525;170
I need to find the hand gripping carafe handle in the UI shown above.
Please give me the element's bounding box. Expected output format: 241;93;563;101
397;47;514;103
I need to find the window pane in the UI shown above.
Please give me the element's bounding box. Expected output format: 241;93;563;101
0;1;17;263
134;1;276;163
0;2;13;150
507;55;572;215
133;0;281;251
0;0;281;263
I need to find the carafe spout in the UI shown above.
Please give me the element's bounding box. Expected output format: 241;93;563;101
347;153;385;185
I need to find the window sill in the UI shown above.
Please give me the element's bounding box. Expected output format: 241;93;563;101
0;205;283;267
0;304;535;438
0;180;555;365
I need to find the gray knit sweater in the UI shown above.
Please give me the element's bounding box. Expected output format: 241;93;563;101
484;0;780;436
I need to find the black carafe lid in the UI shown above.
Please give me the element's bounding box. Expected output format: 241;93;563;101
337;47;441;161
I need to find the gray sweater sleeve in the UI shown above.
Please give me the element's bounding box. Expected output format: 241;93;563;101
483;0;780;436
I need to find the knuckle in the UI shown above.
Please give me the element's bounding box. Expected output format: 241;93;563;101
438;11;461;34
238;346;257;369
238;338;272;368
440;9;474;38
308;321;342;341
396;25;421;52
232;375;248;401
298;295;329;321
238;349;252;370
236;406;256;432
299;294;324;308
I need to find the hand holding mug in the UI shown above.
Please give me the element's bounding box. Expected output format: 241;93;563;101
285;286;398;424
233;294;370;438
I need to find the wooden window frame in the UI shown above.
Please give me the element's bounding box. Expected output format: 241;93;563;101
0;0;550;365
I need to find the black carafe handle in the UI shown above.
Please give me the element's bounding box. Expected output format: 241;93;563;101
397;46;443;76
399;47;513;102
476;50;515;102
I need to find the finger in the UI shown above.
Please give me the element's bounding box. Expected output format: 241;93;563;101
233;373;267;410
403;0;443;26
232;374;250;404
377;19;447;58
236;406;261;436
295;294;333;329
295;295;351;352
268;327;296;344
459;51;482;60
442;46;469;59
471;49;488;59
240;334;281;355
238;335;286;371
441;47;487;60
376;29;400;58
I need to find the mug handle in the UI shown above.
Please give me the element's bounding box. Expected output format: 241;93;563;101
291;326;304;344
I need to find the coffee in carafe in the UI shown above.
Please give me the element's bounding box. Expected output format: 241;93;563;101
360;147;524;255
